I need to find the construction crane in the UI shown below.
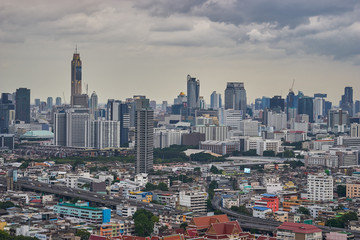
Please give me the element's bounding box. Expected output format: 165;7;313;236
289;79;295;93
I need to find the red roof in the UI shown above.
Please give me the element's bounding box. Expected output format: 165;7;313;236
188;215;230;230
205;221;243;238
277;222;322;234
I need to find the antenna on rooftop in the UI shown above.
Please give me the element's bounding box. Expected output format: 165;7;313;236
75;44;78;53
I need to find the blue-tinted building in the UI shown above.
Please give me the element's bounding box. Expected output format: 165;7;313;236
54;201;111;224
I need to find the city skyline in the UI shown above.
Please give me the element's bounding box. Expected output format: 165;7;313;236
1;1;360;104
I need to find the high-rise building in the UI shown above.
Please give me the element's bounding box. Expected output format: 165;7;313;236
261;97;270;110
47;97;53;110
71;49;82;106
34;98;40;107
150;100;156;111
224;82;247;114
135;96;154;174
286;91;297;120
54;108;90;147
15;88;30;123
0;98;15;133
89;92;98;120
187;74;200;113
55;97;62;106
328;109;349;132
270;96;285;113
90;120;120;149
119;103;130;146
210;91;222;110
313;97;325;123
161;101;168;112
307;173;333;201
340;87;353;116
199;96;205;109
350;123;360;137
298;96;314;123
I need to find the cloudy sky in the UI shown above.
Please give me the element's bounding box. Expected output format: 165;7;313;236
1;0;360;105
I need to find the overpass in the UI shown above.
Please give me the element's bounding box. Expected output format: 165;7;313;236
212;197;360;238
0;177;180;215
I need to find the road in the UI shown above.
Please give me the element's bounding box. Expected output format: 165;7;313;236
212;197;360;238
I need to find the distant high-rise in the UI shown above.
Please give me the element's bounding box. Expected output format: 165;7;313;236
298;96;314;123
340;87;353;116
15;88;30;123
47;97;53;110
270;96;285;113
35;98;40;107
135;96;154;174
187;74;200;113
286;91;296;120
0;96;15;133
355;100;360;115
71;49;82;106
89;92;98;119
119;103;130;146
224;82;247;114
210;91;222;110
55;97;62;106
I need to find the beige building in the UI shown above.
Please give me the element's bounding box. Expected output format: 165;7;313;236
346;183;360;198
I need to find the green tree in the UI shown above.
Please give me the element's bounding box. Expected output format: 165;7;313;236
180;222;188;230
133;209;159;237
0;230;37;240
297;206;310;215
263;150;275;157
337;185;346;198
194;167;201;172
326;219;344;228
0;201;15;210
210;165;221;174
158;182;169;191
230;205;251;216
76;229;90;240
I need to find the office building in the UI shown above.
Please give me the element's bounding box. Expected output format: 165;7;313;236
90;120;120;149
15;88;30;123
187;74;200;114
119;103;130;146
340;87;353;116
355;100;360;115
307;173;333;201
194;125;229;141
135;96;154;174
261;97;270;110
219;109;243;130
0;134;15;150
224;82;247;113
54;201;111;224
270;96;285;112
55;97;62;106
298;96;314;123
210;91;222;110
47;97;53;110
150;100;156;110
239;120;261;137
199;140;240;155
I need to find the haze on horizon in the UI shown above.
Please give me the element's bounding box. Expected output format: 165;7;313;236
0;0;360;105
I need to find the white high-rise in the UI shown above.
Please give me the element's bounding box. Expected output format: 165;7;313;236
307;173;333;201
90;120;120;149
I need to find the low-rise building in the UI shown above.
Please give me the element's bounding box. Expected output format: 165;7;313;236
276;222;322;240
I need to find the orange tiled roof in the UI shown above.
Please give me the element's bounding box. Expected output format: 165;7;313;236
189;215;230;230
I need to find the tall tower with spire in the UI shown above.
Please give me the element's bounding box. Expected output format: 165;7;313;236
71;47;82;106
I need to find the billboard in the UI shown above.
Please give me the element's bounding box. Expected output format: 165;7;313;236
244;168;251;174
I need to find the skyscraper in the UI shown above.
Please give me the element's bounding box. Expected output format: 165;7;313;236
187;74;200;114
286;91;297;120
47;97;53;110
224;82;247;114
119;103;130;146
210;91;222;110
0;95;15;133
298;96;314;123
135;96;154;174
270;96;285;113
15;88;30;123
71;49;82;106
89;91;98;119
340;87;353;116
